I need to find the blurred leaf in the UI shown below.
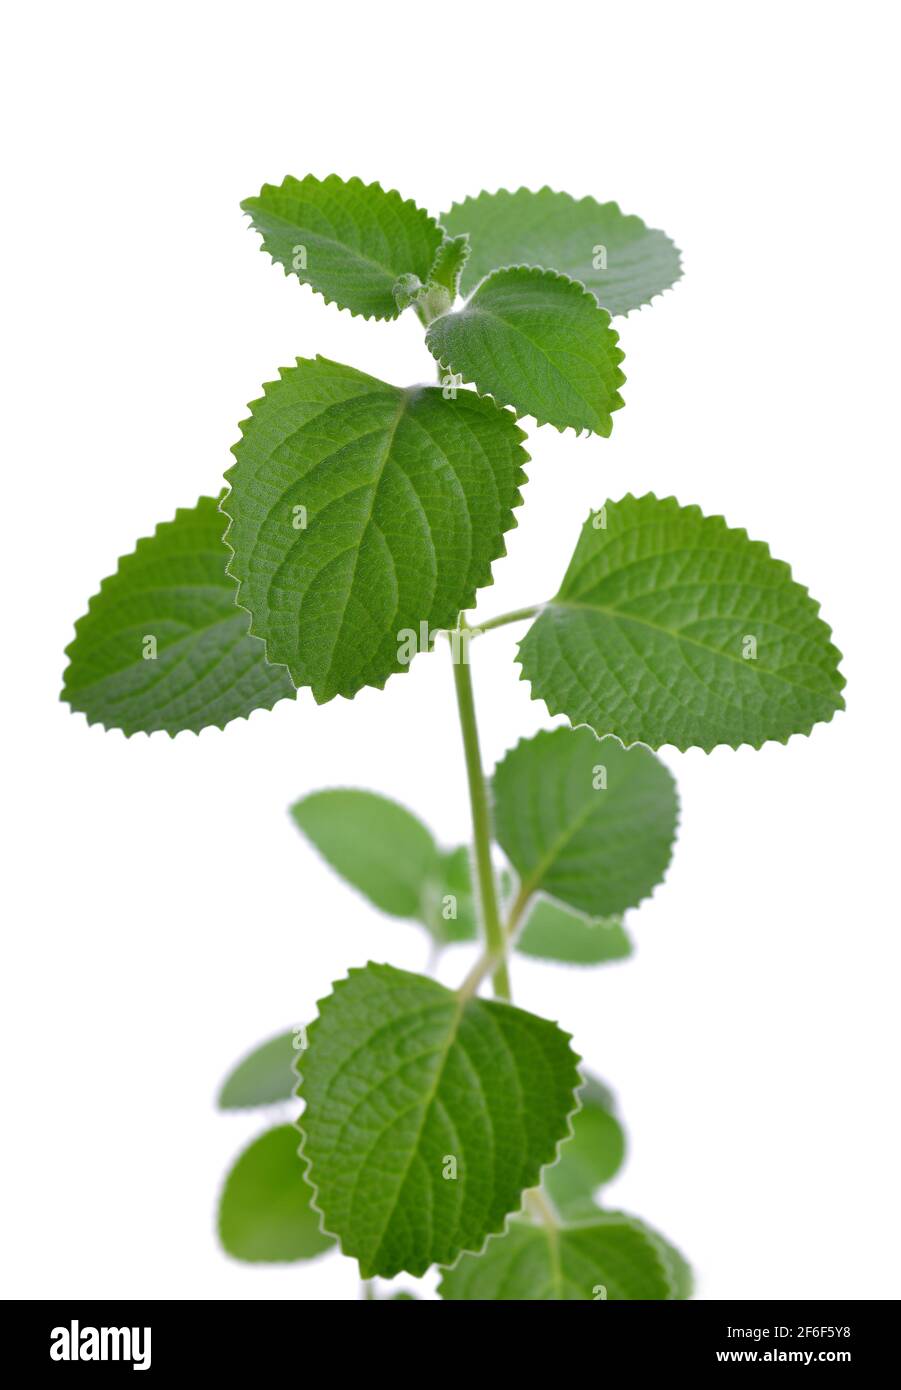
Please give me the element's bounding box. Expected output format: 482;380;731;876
218;1126;332;1263
218;1031;299;1109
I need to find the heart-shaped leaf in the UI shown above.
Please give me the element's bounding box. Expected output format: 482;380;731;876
519;493;846;750
223;356;528;701
426;267;625;434
297;962;581;1278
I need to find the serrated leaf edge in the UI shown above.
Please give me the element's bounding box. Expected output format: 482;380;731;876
241;173;442;322
493;725;681;919
291;961;585;1279
516;492;847;754
60;497;297;739
426;265;626;438
220;356;531;704
560;1210;683;1300
435;1207;681;1300
441;185;683;318
426;230;471;300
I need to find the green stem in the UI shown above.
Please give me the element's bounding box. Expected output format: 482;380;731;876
450;624;511;1000
504;882;534;946
475;603;544;634
456;880;535;1001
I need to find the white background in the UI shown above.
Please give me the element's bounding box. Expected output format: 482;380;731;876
2;0;899;1302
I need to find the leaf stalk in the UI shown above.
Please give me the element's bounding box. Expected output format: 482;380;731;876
475;603;544;633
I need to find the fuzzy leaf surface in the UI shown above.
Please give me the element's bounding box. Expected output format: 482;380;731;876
438;1211;678;1300
441;187;682;316
223;357;527;701
493;727;678;919
297;962;581;1278
427;233;470;298
218;1126;333;1263
218;1031;299;1109
519;493;845;751
241;174;442;320
426;267;625;434
61;497;294;736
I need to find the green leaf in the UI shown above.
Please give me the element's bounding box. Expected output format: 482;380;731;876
517;899;632;966
543;1074;626;1214
438;1211;679;1300
218;1126;333;1263
297;962;581;1279
392;237;471;318
493;726;678;919
292;785;635;960
223;356;528;701
518;493;846;751
218;1031;299;1109
241;174;443;320
291;789;440;918
658;1231;694;1300
423;846;479;944
61;497;295;736
427;233;470;298
425;267;625;435
391;272;427;312
290;791;478;944
441;187;682;316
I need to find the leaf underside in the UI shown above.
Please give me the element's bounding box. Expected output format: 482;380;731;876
519;493;846;751
241;174;443;320
438;1211;679;1300
218;1126;333;1263
297;962;581;1278
61;496;295;736
441;187;682;317
493;726;679;919
426;266;625;435
223;356;528;702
